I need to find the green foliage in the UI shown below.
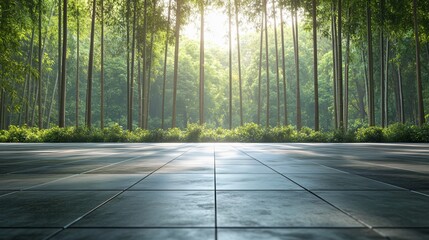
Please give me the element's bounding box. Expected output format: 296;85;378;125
356;126;384;142
2;124;429;143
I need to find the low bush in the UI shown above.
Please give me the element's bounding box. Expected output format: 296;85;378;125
1;123;429;143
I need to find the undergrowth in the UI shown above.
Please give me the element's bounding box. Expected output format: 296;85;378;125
1;122;429;143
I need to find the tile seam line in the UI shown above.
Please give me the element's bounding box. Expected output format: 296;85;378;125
214;143;218;240
232;143;376;231
44;144;194;240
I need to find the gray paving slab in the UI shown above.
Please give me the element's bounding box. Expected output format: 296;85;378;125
0;191;118;227
216;174;302;190
131;173;214;190
286;173;403;190
51;228;215;240
88;162;161;174
215;160;261;165
1;143;429;239
0;228;60;240
217;228;386;240
32;174;146;190
374;228;429;240
217;191;363;227
216;164;276;174
270;164;344;174
74;191;215;227
316;191;429;227
0;174;70;190
157;163;214;173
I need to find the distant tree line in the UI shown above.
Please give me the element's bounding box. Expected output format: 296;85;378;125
1;0;429;131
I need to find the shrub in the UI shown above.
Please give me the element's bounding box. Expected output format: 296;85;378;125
383;123;416;142
356;126;384;142
184;124;203;142
267;125;296;142
235;123;263;142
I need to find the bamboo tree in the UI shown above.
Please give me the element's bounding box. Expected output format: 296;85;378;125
228;0;232;129
413;0;424;125
257;11;263;125
75;2;79;127
331;3;338;128
85;0;96;128
172;0;181;128
38;0;43;129
199;0;205;125
57;0;61;127
312;0;318;131
235;0;243;126
292;0;301;130
280;6;287;126
161;0;172;129
126;0;131;129
129;0;137;130
273;0;280;126
100;0;105;129
344;7;350;130
367;0;375;126
337;0;343;130
264;0;270;127
142;0;148;129
144;0;156;129
380;0;385;127
59;0;67;127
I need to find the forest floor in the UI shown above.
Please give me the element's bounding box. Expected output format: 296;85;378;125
0;143;428;239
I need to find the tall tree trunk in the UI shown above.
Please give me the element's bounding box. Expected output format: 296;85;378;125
312;0;318;130
0;90;5;129
397;64;404;123
380;0;385;127
413;0;424;125
59;0;67;127
264;0;270;127
199;0;205;125
367;0;375;126
161;0;172;129
31;84;39;127
47;72;59;128
292;1;301;130
141;0;148;129
57;0;61;126
344;30;350;130
344;7;350;130
228;0;232;129
75;5;79;127
23;29;35;125
280;6;287;126
385;37;389;126
129;0;137;130
126;0;130;129
38;0;43;129
144;6;156;130
337;0;343;129
331;5;338;128
85;0;96;128
235;0;243;126
273;0;280;126
172;0;181;128
257;11;263;125
100;0;105;129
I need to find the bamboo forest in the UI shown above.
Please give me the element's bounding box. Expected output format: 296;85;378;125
1;0;429;142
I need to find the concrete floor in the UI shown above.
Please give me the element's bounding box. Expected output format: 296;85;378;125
0;143;428;240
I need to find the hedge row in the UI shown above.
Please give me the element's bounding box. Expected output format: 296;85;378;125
1;123;429;143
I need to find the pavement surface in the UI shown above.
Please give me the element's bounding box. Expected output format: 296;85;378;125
0;143;428;240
